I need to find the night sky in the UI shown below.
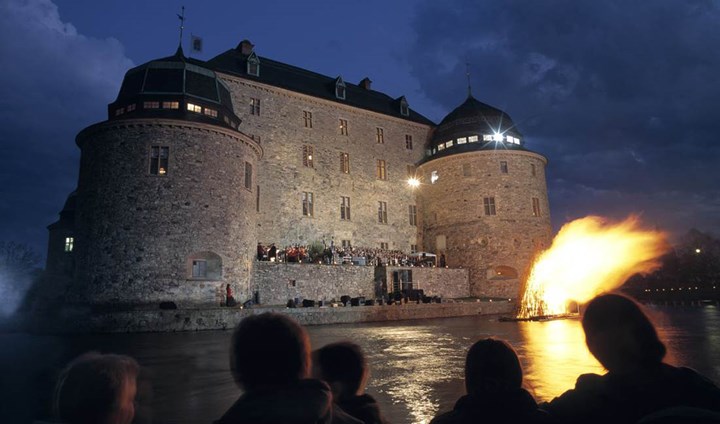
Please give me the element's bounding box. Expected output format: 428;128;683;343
1;0;719;260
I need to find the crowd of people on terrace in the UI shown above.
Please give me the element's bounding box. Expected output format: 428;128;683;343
257;242;443;267
46;293;720;424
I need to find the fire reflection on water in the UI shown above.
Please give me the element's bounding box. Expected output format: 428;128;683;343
517;319;604;401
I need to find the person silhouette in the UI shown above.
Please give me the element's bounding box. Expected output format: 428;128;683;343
431;338;552;424
542;293;720;424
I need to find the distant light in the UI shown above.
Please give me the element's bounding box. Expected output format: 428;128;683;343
407;177;420;188
695;248;702;254
493;133;504;142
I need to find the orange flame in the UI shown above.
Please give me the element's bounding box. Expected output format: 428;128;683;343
517;216;668;319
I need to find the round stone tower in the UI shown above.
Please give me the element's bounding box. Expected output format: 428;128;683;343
417;95;551;299
69;47;262;307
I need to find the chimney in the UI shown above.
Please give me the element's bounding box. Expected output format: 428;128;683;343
237;39;255;56
359;77;372;90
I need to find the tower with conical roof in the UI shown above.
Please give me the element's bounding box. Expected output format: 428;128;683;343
417;95;551;299
65;46;262;307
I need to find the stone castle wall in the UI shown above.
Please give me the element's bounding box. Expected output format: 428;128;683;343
220;75;433;251
417;150;552;298
383;266;469;299
72;119;261;307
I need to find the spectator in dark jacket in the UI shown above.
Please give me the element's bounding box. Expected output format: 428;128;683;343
542;293;720;424
431;338;552;424
215;313;361;424
313;341;388;424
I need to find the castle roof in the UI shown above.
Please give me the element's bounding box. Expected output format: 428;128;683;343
206;41;435;126
108;46;241;130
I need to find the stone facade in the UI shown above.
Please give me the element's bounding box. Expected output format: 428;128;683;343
71;119;261;307
383;266;469;299
222;76;431;251
417;150;552;298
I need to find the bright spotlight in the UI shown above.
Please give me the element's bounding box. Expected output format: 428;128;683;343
407;177;420;188
695;248;702;254
493;133;504;142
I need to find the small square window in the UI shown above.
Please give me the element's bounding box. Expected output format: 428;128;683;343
457;137;467;144
144;101;160;109
468;135;478;142
187;103;201;113
64;237;74;252
163;101;179;109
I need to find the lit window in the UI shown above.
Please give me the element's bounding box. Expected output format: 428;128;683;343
378;201;388;224
408;205;417;226
376;128;384;144
340;196;351;220
376;160;387;180
431;170;439;184
468;135;478;142
144;101;160;109
150;146;169;176
405;134;413;150
500;161;508;174
447;140;454;148
203;108;218;118
484;197;496;216
303;145;314;168
437;144;445;151
126;104;136;112
115;107;125;116
340;153;350;174
532;197;541;217
531;163;536;176
192;260;207;278
457;137;467;144
64;237;74;253
483;134;493;141
335;78;346;100
244;162;252;190
187;103;201;113
250;98;260;115
340;119;348;136
163;101;179;109
303;110;313;128
247;51;260;76
302;192;314;217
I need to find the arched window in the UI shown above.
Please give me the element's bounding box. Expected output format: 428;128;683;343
487;265;518;280
247;52;260;76
335;76;346;100
187;251;223;280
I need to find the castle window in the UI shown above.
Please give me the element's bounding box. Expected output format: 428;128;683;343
340;196;351;220
303;145;314;168
335;77;346;99
342;240;351;248
126;104;136;112
303;110;313;128
302;192;314;217
163;101;179;109
484;197;496;216
247;51;260;76
188;251;222;280
187;103;201;113
150;146;169;176
64;237;74;253
531;163;536;176
115;107;125;116
340;153;350;174
411;244;417;253
500;161;508;174
532;197;541;217
457;137;467;144
203;107;218;118
430;171;439;184
468;135;478;142
380;242;389;250
483;134;493;141
463;163;471;176
400;98;409;116
376;128;384;144
408;205;417;226
437;144;445;151
376;160;387;180
245;162;253;190
339;119;348;136
250;98;260;115
144;101;160;109
446;140;454;148
378;201;388;224
405;134;413;150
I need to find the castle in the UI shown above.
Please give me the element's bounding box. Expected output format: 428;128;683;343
44;39;551;310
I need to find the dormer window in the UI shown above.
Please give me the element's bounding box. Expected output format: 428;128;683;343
247;52;260;76
335;77;346;100
400;97;409;116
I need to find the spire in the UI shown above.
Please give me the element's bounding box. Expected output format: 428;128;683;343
465;61;473;98
177;6;186;50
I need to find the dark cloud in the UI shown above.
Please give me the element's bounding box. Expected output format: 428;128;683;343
0;0;133;255
407;0;720;238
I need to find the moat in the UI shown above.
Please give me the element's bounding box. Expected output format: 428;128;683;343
2;305;719;424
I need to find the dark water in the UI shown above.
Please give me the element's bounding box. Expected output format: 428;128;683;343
2;305;719;424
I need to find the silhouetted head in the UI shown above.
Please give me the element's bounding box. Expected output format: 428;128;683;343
582;293;666;372
312;341;368;400
53;352;139;424
230;313;310;391
465;338;523;395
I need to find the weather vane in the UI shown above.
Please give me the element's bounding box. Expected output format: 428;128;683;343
177;6;186;48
